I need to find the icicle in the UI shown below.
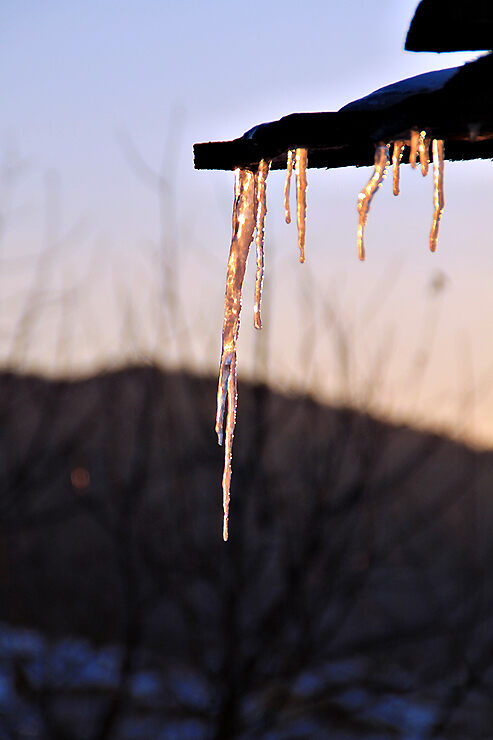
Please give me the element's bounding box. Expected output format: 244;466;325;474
418;131;430;176
254;159;270;330
295;148;308;263
392;141;405;196
409;130;419;169
430;139;445;253
356;144;389;261
216;168;257;541
284;150;295;224
232;167;241;233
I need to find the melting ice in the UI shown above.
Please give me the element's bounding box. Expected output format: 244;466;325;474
284;148;308;262
216;168;257;541
254;159;270;330
357;134;444;257
216;150;309;539
392;141;405;196
418;131;430;176
356;144;389;260
215;134;446;539
409;129;419;169
295;148;308;263
216;161;274;540
284;150;295;224
430;139;445;252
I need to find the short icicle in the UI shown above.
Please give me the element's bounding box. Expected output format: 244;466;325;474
430;139;445;253
356;144;389;261
254;159;270;330
284;150;295;224
409;130;419;169
232;167;241;232
295;148;308;263
418;131;430;176
216;168;257;541
392;141;405;196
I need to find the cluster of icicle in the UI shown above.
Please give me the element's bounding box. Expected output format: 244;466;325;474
216;149;307;540
357;132;445;260
216;133;445;540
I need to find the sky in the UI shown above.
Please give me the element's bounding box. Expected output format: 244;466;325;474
1;0;493;445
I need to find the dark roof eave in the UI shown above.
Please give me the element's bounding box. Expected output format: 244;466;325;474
194;54;493;171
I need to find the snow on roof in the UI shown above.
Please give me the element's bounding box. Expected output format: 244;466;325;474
243;122;272;140
340;66;460;112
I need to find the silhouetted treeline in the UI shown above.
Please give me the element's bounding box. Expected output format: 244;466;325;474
0;365;492;739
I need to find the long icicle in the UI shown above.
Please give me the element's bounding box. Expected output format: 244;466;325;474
418;131;430;176
284;150;295;224
254;159;270;330
295;148;308;263
216;168;256;540
409;129;419;169
356;144;389;261
392;141;405;196
430;139;445;253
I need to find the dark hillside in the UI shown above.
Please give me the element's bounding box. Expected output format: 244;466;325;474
0;366;492;739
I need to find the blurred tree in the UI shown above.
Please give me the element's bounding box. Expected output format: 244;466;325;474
1;363;492;739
